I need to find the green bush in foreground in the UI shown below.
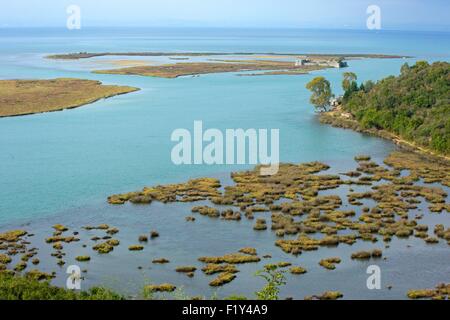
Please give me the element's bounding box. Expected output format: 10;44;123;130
254;265;286;300
0;273;123;300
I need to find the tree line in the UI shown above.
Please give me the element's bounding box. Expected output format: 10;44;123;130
306;61;449;155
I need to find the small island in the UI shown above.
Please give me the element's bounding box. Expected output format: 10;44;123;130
0;78;139;117
46;52;408;79
94;60;320;78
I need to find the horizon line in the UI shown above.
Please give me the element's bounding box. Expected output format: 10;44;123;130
0;26;449;34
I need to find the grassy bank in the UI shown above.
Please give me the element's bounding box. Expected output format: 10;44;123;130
0;78;139;117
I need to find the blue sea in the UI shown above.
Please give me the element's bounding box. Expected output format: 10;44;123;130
0;28;449;299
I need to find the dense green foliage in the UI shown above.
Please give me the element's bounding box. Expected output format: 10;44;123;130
342;61;449;155
0;273;124;300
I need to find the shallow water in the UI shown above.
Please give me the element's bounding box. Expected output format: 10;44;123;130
0;28;449;299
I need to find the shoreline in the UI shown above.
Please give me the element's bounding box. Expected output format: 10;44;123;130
92;55;406;79
46;52;410;60
0;78;140;118
319;108;450;165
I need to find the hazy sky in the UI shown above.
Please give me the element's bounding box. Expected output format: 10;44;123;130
1;0;449;31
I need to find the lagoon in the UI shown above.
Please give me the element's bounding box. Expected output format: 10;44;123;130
0;28;449;299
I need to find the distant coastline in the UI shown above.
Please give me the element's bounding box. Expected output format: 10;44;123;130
320;108;450;164
45;52;409;79
46;52;409;60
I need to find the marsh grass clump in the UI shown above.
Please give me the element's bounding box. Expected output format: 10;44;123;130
52;242;63;250
138;235;148;242
25;270;55;281
355;155;371;162
276;262;292;268
371;249;383;258
84;224;110;231
221;210;241;221
152;258;170;264
14;261;27;272
144;283;176;293
395;228;413;238
128;245;144;251
201;264;239;275
20;254;32;262
175;266;197;273
305;291;344;300
424;237;439;244
106;228;119;235
319;257;341;270
192;206;220;218
0;254;12;265
75;256;91;262
253;219;267;231
407;289;437;299
405;283;450;300
106;239;120;247
290;266;307;275
150;231;159;239
209;272;236;287
129;195;152;204
198;253;260;264
92;242;114;254
414;231;428;239
0;230;27;242
109;177;221;205
238;247;257;256
351;251;371;260
52;224;68;232
45;236;79;244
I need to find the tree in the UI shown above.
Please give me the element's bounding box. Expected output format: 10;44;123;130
306;76;333;112
363;80;375;92
400;62;410;75
342;72;357;92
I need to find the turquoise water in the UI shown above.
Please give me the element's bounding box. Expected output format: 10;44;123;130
0;28;449;299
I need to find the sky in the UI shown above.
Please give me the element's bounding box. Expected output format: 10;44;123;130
1;0;449;31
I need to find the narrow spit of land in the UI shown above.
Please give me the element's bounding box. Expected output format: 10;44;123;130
46;52;407;60
46;52;408;78
0;78;139;118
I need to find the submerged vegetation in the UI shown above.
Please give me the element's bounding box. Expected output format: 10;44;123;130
407;283;450;300
1;150;448;299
